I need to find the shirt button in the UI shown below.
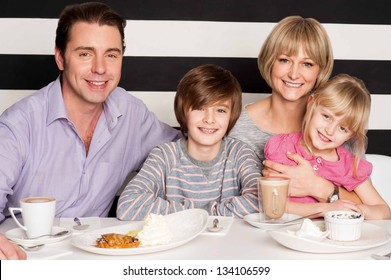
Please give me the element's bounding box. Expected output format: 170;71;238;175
313;165;319;171
316;158;322;164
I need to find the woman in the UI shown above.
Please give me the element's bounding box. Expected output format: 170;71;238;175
229;16;360;204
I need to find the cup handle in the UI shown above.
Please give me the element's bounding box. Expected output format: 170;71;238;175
8;207;27;231
272;189;279;215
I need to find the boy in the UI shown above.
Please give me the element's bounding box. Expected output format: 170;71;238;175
117;64;260;220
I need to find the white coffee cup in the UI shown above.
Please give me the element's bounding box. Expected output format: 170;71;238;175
258;177;289;220
9;197;56;238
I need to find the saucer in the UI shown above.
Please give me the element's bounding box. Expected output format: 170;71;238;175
5;226;72;246
244;213;303;230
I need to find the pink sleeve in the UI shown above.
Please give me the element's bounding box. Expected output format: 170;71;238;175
345;158;373;191
264;134;297;166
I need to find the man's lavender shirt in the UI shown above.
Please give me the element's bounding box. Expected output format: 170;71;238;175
0;78;179;222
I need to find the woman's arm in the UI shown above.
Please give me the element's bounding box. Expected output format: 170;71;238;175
262;152;362;203
287;179;391;220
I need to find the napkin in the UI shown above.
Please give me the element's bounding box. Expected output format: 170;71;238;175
370;248;391;260
58;217;101;234
201;216;234;236
27;248;72;260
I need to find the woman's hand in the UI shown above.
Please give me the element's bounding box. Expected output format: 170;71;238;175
263;152;330;199
262;152;362;203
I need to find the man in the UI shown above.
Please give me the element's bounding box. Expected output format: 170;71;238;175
0;2;178;259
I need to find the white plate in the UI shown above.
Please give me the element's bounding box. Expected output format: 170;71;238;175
268;221;391;253
244;213;303;230
71;208;209;255
5;226;72;246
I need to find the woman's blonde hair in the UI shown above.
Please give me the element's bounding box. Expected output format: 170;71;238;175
302;74;371;177
258;16;333;91
174;64;242;138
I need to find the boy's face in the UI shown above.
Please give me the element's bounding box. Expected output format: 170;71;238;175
185;99;232;160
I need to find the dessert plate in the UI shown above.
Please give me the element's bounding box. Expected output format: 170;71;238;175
244;213;303;230
5;226;71;246
268;221;391;253
71;208;209;255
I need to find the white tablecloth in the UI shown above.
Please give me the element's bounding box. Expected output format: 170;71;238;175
1;217;390;260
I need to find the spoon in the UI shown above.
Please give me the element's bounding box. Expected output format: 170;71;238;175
24;230;69;240
73;217;89;230
371;251;391;260
208;218;223;232
19;244;45;251
265;211;323;224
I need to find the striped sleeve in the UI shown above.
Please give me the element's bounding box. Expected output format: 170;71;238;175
116;142;193;221
211;140;261;218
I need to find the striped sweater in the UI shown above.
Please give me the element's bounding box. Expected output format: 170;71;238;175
117;137;261;221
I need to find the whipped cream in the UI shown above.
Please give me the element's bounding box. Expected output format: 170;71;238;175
137;213;173;246
293;218;326;238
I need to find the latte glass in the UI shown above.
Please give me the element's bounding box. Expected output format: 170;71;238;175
258;177;289;221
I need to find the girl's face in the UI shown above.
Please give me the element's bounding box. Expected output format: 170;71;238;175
186;100;231;160
271;46;320;102
307;105;354;157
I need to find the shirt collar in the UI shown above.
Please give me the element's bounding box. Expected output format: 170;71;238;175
47;76;68;125
46;76;123;129
102;91;122;131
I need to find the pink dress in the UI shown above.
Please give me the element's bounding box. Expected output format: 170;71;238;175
264;132;372;203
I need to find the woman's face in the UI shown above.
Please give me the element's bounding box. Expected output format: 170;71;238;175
271;46;320;102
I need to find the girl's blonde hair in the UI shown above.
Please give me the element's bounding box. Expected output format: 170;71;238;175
258;16;333;91
302;74;371;177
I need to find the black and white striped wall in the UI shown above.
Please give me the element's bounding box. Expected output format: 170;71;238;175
1;0;391;155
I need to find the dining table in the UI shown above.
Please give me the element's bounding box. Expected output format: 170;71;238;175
1;214;390;260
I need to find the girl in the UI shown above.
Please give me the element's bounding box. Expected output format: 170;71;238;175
264;74;391;219
117;64;260;221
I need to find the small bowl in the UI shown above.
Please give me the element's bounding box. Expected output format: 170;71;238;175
324;211;364;241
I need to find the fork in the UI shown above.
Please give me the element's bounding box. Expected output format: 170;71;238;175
371;251;391;260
